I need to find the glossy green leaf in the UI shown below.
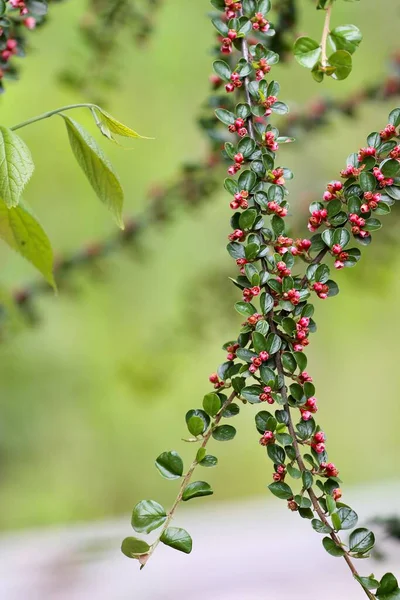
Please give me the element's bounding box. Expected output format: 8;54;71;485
268;481;293;500
0;126;34;208
349;528;375;554
182;481;213;501
337;507;358;530
161;527;193;554
199;454;218;467
121;536;150;558
62;115;124;228
329;50;353;81
131;499;167;534
322;537;345;557
329;25;362;55
203;393;222;417
212;425;237;441
155;451;184;480
294;37;322;69
0;199;55;288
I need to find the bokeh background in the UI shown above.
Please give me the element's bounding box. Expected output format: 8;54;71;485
0;0;399;597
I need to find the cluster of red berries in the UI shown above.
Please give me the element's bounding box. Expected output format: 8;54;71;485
0;38;18;64
274;235;293;255
263;130;279;151
251;11;270;32
209;373;225;390
259;430;274;446
268;167;285;185
226;343;240;361
246;312;264;326
373;166;394;188
255;57;271;81
230;189;249;210
243;285;261;303
331;243;349;270
308;207;327;232
262;95;277;117
9;0;36;28
225;71;242;93
390;144;400;159
224;0;241;19
380;123;397;140
220;29;237;55
311;430;326;454
227;151;244;175
361;190;381;213
228;117;248;138
298;371;313;384
357;146;376;162
313;281;329;300
320;462;339;478
276;260;291;278
349;213;370;239
340;163;365;179
248;350;269;373
228;228;245;241
272;464;286;482
259;385;274;404
282;288;301;306
267;200;288;217
291;238;312;256
293;317;310;352
300;396;318;421
322;180;342;202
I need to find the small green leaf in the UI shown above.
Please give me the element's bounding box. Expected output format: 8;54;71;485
349;528;375;554
160;527;193;554
0;126;34;208
155;451;183;480
0;200;55;288
322;537;345;557
94;107;150;141
212;425;237;441
329;24;362;55
337;507;358;530
294;37;322;69
203;393;222;417
312;519;332;534
62;115;124;228
182;481;213;501
329;50;352;81
199;454;218;467
377;574;400;598
131;500;167;533
121;536;150;558
268;481;293;500
187;416;205;436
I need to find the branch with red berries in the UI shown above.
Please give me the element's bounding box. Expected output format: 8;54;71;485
121;2;400;598
0;0;59;93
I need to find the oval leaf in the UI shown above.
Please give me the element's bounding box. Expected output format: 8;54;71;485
160;527;193;554
0;126;34;208
182;481;213;501
0;199;55;288
121;536;150;558
62;115;124;228
131;499;167;534
155;451;184;480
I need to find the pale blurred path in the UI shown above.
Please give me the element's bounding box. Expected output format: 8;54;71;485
0;482;399;600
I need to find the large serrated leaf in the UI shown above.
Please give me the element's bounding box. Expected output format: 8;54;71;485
0;199;55;288
0;126;34;208
62;115;124;228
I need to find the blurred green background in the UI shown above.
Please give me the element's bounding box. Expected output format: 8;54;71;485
0;0;399;531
